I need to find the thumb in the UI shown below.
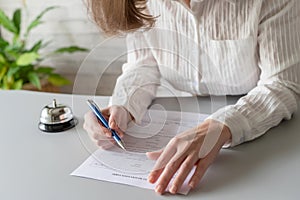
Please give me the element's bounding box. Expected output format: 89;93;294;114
109;118;118;130
108;106;118;129
109;106;129;131
108;109;124;137
146;149;164;160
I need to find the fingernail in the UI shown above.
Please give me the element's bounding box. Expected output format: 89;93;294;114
110;121;116;128
170;185;177;194
118;132;123;137
155;185;163;194
189;181;195;189
148;175;154;183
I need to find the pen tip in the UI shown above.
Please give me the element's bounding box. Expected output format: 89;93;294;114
120;144;126;151
117;141;126;151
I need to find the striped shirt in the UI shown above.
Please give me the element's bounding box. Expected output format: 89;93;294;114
111;0;300;146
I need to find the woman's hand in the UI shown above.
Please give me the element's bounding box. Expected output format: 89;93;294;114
146;119;232;195
83;105;132;149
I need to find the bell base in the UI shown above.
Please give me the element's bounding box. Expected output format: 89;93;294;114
39;118;78;133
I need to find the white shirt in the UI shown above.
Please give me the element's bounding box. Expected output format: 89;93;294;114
111;0;300;146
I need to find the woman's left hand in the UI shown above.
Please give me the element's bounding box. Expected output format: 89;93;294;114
146;119;232;195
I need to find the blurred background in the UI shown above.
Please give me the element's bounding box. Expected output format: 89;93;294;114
0;0;127;95
0;0;191;97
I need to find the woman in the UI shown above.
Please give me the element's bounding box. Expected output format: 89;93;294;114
83;0;300;195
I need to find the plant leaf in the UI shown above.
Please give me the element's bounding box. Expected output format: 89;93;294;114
35;66;54;74
7;65;21;77
12;34;23;50
27;20;43;32
17;65;33;80
53;46;89;54
26;6;58;34
0;54;5;63
16;52;39;66
0;37;9;48
2;76;10;89
48;73;70;86
12;9;21;35
0;9;18;34
29;40;43;52
28;71;41;89
13;79;23;89
4;48;19;61
0;65;8;81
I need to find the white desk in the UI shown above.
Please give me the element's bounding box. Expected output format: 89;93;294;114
1;90;299;200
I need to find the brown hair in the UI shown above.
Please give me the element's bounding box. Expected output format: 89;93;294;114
86;0;156;35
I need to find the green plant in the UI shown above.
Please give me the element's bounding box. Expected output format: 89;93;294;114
0;6;88;90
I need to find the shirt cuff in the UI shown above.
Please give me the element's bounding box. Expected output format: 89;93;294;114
207;105;252;147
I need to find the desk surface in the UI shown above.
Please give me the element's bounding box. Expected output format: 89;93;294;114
1;90;299;200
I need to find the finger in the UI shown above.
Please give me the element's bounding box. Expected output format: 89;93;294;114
155;155;186;195
83;112;98;131
84;119;106;140
89;126;114;148
99;124;112;137
89;120;110;138
84;110;97;122
188;159;209;189
91;131;108;141
113;106;131;131
153;141;178;171
84;111;111;137
97;138;115;149
108;107;125;138
148;146;176;185
100;108;110;121
170;155;199;194
146;149;164;160
108;119;124;137
148;168;164;184
110;105;132;134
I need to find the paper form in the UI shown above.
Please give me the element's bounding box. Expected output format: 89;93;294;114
71;110;209;195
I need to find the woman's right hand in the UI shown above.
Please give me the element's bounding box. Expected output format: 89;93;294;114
83;105;132;149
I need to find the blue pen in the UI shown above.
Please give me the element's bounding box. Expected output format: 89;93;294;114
87;99;126;150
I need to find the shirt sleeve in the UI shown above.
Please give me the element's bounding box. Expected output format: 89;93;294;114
110;31;161;123
208;0;300;146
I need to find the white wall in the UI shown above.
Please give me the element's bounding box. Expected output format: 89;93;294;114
0;0;191;97
0;0;126;95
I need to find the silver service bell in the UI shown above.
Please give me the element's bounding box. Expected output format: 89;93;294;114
38;99;78;132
